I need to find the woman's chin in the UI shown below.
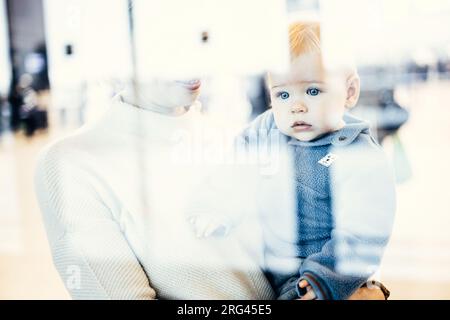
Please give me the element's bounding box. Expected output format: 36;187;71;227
183;91;201;105
169;95;199;108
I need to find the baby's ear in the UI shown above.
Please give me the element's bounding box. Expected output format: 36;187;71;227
345;73;361;109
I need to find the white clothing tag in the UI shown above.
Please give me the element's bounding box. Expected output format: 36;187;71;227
318;153;338;167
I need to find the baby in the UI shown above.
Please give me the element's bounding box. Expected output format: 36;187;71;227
237;21;396;300
188;20;396;300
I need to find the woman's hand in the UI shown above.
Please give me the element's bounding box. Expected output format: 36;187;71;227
297;279;387;300
348;286;386;300
297;280;317;300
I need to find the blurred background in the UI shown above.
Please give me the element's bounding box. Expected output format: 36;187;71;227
1;0;450;299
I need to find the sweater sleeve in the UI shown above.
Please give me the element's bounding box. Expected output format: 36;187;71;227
34;145;157;300
297;141;396;300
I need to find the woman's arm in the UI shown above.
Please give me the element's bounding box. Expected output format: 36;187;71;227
35;146;156;300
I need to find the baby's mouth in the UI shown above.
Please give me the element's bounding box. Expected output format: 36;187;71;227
291;121;313;132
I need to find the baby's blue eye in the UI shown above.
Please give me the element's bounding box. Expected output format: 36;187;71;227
306;88;321;96
278;91;290;100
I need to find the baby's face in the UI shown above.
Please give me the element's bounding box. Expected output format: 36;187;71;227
269;52;350;142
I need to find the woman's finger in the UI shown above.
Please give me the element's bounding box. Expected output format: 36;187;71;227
300;288;316;300
299;280;309;288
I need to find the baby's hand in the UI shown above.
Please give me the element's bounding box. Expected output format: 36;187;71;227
298;280;317;300
187;214;233;238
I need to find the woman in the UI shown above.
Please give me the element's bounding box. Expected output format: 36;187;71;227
35;78;387;300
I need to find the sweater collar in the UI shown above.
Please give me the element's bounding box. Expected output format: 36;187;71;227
287;113;370;147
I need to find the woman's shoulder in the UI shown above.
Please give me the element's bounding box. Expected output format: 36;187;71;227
35;125;110;182
38;128;89;161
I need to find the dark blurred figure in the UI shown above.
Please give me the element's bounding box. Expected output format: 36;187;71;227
27;43;50;91
247;75;271;120
407;61;430;82
7;73;48;136
7;74;22;132
375;88;409;143
0;95;7;134
437;57;450;79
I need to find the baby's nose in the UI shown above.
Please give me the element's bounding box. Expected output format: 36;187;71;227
291;104;308;114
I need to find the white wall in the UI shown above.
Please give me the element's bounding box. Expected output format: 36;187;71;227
132;0;289;79
0;0;11;95
44;0;133;87
43;0;133;120
320;0;450;67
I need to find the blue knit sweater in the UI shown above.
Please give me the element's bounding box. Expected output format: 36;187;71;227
237;110;396;300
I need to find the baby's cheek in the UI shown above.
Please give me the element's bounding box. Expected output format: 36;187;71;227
322;109;344;129
324;114;338;129
272;111;292;135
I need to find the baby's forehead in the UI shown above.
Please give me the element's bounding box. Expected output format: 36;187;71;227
270;53;326;84
268;69;345;89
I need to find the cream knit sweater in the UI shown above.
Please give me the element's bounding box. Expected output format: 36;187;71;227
35;97;275;300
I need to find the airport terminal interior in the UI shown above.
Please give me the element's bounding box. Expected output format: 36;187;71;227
1;0;450;299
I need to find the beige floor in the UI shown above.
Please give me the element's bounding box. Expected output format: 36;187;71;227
379;80;450;299
1;80;450;299
0;130;70;299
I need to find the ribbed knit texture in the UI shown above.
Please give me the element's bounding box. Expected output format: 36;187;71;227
35;97;275;300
